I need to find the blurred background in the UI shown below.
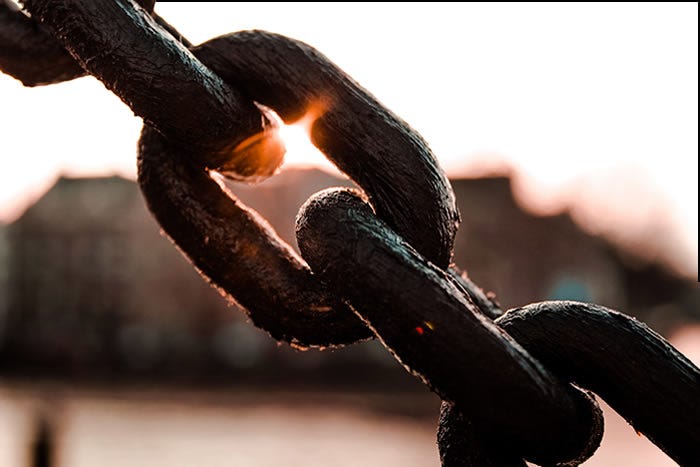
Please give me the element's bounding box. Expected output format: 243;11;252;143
0;2;698;466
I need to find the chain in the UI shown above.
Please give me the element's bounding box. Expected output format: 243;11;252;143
2;1;698;465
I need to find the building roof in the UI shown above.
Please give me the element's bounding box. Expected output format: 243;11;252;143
11;175;145;232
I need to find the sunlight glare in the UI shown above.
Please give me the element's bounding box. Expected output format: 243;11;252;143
275;111;339;174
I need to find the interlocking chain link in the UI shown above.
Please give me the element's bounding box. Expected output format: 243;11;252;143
2;1;698;465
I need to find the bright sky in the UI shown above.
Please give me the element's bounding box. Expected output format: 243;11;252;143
0;2;697;277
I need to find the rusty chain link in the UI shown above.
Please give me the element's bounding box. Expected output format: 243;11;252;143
2;1;698;465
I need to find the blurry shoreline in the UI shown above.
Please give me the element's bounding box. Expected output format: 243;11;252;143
0;376;440;421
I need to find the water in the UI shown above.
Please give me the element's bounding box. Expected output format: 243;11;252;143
0;386;440;467
0;385;682;467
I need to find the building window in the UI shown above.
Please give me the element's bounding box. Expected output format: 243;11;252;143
546;275;592;302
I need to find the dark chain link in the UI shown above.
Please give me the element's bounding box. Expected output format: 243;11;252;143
2;1;698;465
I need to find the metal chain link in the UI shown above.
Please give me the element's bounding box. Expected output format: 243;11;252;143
2;1;698;465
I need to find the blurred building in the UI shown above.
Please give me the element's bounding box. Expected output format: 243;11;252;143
1;176;231;377
0;170;697;385
451;177;700;331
